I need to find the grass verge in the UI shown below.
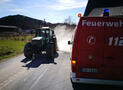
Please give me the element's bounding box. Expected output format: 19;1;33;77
0;40;26;61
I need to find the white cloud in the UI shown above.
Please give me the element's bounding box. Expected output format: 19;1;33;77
0;0;25;13
49;0;88;10
59;0;75;4
0;0;12;5
10;8;24;12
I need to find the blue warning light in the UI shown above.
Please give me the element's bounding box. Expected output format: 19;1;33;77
103;9;109;13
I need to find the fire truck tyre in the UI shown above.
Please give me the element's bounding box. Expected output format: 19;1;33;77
70;78;77;85
24;42;32;59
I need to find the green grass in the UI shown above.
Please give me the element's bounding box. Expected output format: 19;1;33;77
0;35;34;60
0;40;26;60
0;35;34;61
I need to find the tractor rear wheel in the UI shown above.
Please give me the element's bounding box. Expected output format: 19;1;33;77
46;43;54;58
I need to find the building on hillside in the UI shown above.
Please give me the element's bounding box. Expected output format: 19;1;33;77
0;25;22;34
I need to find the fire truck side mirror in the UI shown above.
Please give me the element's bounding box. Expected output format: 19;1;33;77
68;41;72;45
68;41;71;45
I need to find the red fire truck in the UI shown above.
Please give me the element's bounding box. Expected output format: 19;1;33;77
69;16;123;85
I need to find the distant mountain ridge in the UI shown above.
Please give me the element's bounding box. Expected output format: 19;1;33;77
0;14;53;29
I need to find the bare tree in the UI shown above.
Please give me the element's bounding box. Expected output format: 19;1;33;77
64;16;75;25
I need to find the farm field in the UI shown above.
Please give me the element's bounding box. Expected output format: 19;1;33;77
0;35;33;61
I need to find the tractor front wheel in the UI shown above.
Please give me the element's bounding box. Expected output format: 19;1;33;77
24;42;33;59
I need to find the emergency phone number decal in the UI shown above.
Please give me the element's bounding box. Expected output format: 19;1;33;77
109;37;123;46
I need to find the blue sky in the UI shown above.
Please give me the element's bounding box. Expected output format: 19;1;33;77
0;0;88;23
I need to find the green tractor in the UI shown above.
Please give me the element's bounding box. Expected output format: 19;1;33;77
24;27;57;59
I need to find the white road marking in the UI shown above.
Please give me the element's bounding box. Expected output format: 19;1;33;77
0;69;26;90
30;66;50;90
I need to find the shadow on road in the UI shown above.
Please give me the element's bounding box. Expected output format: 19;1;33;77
21;58;31;63
21;57;56;69
72;83;123;90
21;52;59;70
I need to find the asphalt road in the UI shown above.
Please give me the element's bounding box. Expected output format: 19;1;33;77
0;51;123;90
